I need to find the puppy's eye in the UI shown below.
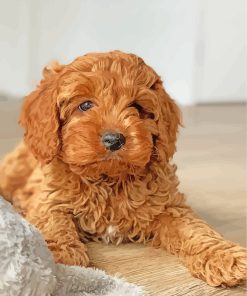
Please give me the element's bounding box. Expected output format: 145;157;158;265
129;102;143;113
129;101;154;120
78;101;94;112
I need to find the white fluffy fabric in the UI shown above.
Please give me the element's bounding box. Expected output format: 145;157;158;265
0;197;148;296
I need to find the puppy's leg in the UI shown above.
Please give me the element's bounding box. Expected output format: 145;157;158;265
152;205;247;286
27;210;89;266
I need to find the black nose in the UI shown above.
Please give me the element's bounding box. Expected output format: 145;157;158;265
102;132;125;151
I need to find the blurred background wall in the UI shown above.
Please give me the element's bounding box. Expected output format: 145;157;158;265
0;0;246;105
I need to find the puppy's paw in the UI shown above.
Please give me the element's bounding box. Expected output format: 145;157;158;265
48;241;89;267
190;244;247;287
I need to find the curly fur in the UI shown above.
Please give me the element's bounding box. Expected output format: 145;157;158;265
0;51;246;287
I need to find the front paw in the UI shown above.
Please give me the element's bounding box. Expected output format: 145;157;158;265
189;244;247;287
47;241;89;266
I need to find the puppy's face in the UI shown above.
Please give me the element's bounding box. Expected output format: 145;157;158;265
20;51;180;178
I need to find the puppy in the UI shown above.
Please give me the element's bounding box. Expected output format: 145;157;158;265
0;51;246;287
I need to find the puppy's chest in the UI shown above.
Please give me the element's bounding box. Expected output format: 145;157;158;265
73;184;163;244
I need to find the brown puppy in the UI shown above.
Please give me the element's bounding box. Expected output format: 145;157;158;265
0;51;246;287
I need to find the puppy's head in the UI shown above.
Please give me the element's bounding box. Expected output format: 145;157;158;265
20;51;181;178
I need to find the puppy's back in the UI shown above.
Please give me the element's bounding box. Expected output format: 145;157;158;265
0;141;37;202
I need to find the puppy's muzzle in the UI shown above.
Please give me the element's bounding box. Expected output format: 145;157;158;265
102;132;125;151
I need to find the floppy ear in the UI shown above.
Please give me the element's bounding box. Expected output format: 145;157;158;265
19;62;63;164
153;79;182;161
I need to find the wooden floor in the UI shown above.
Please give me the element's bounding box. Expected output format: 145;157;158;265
0;101;246;295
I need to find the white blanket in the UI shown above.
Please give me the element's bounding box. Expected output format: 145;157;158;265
0;197;147;296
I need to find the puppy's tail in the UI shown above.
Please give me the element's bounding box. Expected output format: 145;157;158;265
0;141;37;203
